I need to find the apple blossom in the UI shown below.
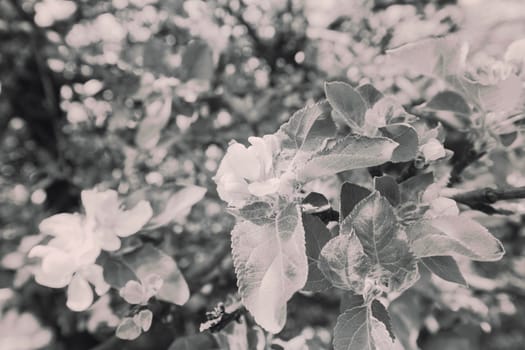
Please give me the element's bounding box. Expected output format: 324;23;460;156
82;189;153;251
28;214;109;311
214;135;283;207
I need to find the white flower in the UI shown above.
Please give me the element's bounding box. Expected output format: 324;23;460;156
27;188;153;312
28;213;110;312
29;214;102;289
82;189;153;251
0;309;52;350
214;135;282;207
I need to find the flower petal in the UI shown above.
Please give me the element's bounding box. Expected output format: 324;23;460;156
113;200;153;237
94;229;121;252
39;213;82;237
81;264;110;296
248;178;281;197
133;309;153;332
116;317;142;340
67;274;94;311
119;280;146;305
33;267;72;288
225;143;261;181
81;189;119;220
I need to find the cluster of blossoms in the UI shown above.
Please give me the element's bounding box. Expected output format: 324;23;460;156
28;189;153;311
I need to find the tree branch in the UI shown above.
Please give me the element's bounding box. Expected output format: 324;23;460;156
450;186;525;214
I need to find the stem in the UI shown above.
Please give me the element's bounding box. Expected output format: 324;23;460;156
449;186;525;214
451;186;525;204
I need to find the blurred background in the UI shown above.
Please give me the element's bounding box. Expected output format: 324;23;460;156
1;0;525;349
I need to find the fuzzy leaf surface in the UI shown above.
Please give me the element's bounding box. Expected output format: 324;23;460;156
232;203;307;333
421;256;467;286
297;135;398;182
350;192;418;293
407;217;505;261
325;81;367;129
123;244;190;305
334;294;395;350
303;214;332;292
379;123;419;163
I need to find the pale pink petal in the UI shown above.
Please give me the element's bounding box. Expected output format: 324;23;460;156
34;267;72;288
76;237;102;266
67;274;94;311
216;173;250;205
119;280;146;305
225;143;261;181
27;245;55;259
41;251;77;283
248;136;274;175
93;228;121;251
39;213;82;237
81;189;119;220
116;317;142;340
81;264;110;296
113;201;153;237
248;178;281;197
133;309;153;332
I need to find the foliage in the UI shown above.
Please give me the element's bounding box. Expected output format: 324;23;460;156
1;0;525;350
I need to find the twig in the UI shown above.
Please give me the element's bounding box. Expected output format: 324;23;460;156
450;186;525;214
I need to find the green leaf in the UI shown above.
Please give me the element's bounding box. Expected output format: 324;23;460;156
389;291;428;350
302;192;331;214
398;173;434;204
407;217;505;261
169;334;219;350
303;214;332;292
371;300;395;341
278;101;335;167
238;201;275;225
101;256;138;289
426;91;471;115
421;256;467;286
334;296;395;350
350;192;418;293
379;123;419;163
340;182;371;220
148;186;206;228
374;175;400;207
123;244;190;305
181;40;214;82
325;81;367;129
231;203;307;333
297;135;398;182
318;232;370;293
449;75;522;113
499;131;518;147
135;93;173;149
279;101;331;150
357;84;384;108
